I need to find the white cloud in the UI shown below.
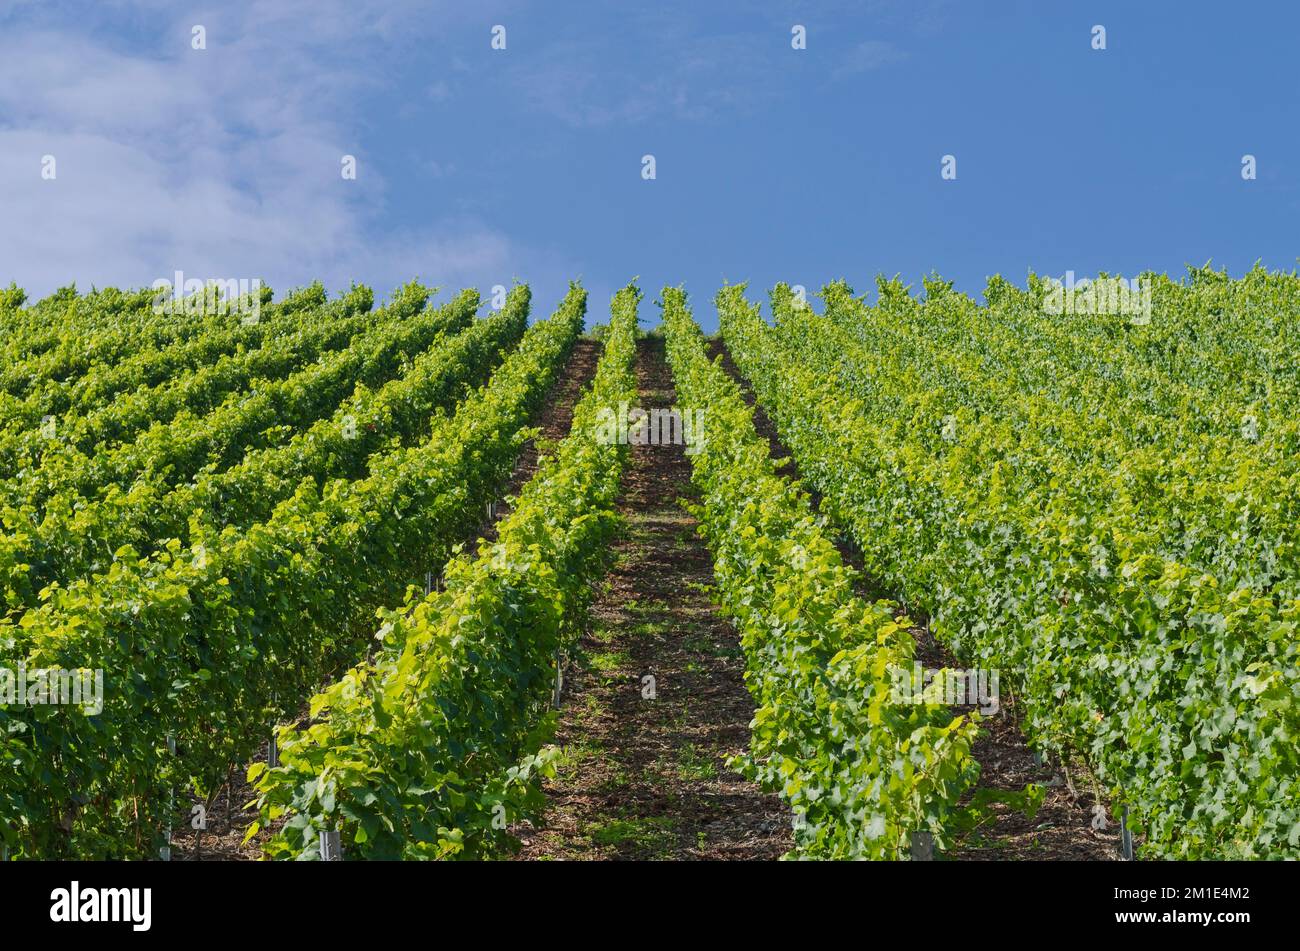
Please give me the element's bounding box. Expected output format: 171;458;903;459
0;1;540;301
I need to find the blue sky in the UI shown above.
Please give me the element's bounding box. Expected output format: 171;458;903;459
2;0;1296;328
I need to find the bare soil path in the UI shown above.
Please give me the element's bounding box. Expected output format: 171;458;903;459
512;337;790;860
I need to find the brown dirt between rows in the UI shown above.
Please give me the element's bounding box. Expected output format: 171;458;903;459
705;338;1121;861
510;336;791;860
169;339;603;860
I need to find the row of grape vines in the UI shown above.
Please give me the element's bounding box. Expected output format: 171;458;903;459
0;282;343;452
0;283;580;858
0;286;521;616
248;283;640;859
720;272;1299;859
661;287;978;858
0;284;380;480
2;268;1293;862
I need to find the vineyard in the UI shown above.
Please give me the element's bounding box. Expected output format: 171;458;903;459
0;271;1296;861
